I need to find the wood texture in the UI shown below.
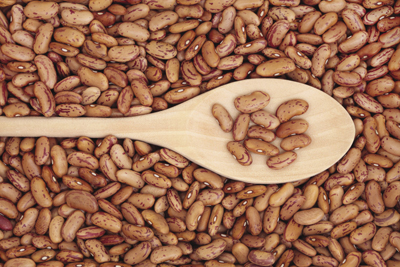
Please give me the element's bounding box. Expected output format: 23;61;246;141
0;79;355;184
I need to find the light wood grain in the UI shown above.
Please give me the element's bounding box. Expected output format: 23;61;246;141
0;79;355;184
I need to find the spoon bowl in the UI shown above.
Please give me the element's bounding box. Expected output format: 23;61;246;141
0;79;355;184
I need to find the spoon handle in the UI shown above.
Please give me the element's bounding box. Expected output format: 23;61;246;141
0;106;190;149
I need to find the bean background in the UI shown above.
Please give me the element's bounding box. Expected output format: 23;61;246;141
1;0;400;266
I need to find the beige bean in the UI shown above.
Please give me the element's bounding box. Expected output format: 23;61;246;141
61;10;94;26
4;259;36;267
218;55;243;71
285;46;312;69
256;58;296;77
150;245;182;264
204;0;235;13
248;250;275;266
350;223;376;246
14;208;39;236
202;41;220;68
276;119;309;138
293;208;325;225
381;136;400;157
122;4;149;22
165;58;180;84
365;180;385;214
353;92;383;113
32;82;55;117
108;45;140;63
303;221;334;236
342;182;365;205
33;23;53;55
208;204;224;236
31;177;52;208
124;242;152;265
91;212;122;233
250;110;280;130
193;168;223;189
67;151;99;169
280;134;312;151
314;12;338;35
232;113;250;141
53;27;85;48
181;61;202;86
33;137;49;167
227;141;252;166
149;11;179;32
337;148;362;174
266;20;290;48
61;210;85;242
146;41;178;60
269;183;295;207
267;152;298;170
280;195;306;221
301;185;319;210
247;126;276;142
34;55;57;90
164;86;200;104
118;22;149;42
212;104;233;132
234;91;270;114
122;224;154;241
85;239;110;263
311;44;331;77
1;44;35;62
195;239;226;260
186;201;205;231
362;250;386;267
142;210;169;234
49;216;64;244
330;204;359;225
7;170;30;193
375;209;400;227
23;1;59;20
331;222;358;239
244;139;278;157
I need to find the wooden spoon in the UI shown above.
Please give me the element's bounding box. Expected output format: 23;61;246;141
0;79;355;184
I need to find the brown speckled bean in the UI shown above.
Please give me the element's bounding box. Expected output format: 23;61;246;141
227;141;253;166
232;113;251;141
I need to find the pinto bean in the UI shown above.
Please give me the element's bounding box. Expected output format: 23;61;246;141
0;0;399;265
